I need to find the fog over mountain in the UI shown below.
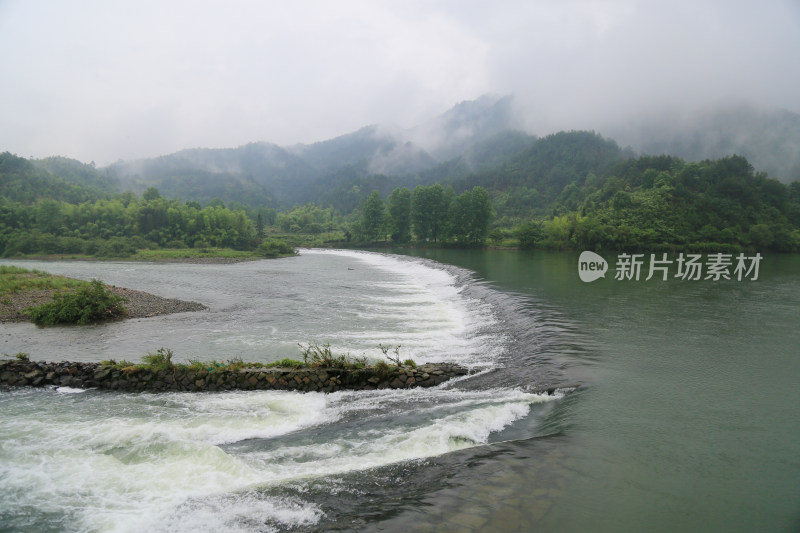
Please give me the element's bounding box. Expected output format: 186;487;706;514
609;104;800;183
106;94;800;208
104;94;526;204
1;1;798;167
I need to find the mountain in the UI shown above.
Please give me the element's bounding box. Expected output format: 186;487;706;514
32;156;119;194
407;94;523;161
0;152;103;204
102;95;523;207
451;130;628;218
104;142;311;206
610;104;800;183
19;97;798;212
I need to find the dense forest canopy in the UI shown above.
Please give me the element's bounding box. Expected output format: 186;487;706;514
1;122;799;257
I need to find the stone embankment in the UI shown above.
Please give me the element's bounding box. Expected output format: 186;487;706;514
0;359;469;393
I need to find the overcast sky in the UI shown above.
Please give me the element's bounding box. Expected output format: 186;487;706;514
1;0;799;165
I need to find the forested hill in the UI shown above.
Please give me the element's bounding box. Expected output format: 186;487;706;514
501;151;800;252
335;133;800;252
3;121;800;256
100;95;525;208
0;152;106;204
78;98;800;213
32;156;119;195
0;152;258;257
610;104;800;184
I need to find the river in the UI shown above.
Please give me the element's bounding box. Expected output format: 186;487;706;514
1;249;798;532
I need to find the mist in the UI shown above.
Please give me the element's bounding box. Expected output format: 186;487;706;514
0;0;798;165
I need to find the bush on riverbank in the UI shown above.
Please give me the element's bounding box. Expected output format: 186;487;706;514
26;279;127;325
256;238;296;258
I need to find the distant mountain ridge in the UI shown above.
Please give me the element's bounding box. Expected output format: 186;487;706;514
104;95;524;206
23;96;799;210
610;104;800;183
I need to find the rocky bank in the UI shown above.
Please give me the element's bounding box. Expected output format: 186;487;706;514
0;359;470;393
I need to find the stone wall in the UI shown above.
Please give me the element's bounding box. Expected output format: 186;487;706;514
0;359;469;393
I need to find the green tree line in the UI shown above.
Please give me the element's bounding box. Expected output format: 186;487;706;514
507;155;800;252
0;185;256;257
4;131;800;256
352;184;493;245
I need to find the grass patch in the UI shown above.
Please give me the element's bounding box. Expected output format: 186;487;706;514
0;265;89;296
262;358;306;369
132;248;260;261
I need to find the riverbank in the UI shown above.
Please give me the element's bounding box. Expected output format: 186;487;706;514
5;253;259;264
0;264;208;322
0;284;207;322
0;359;470;393
4;243;298;263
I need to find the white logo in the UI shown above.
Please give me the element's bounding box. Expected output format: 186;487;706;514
578;251;608;282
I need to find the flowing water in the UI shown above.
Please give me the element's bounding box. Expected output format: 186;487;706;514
1;249;798;532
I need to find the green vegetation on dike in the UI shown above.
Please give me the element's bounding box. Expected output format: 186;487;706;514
101;345;416;374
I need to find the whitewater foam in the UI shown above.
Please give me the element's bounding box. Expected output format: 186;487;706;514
301;249;506;367
0;251;553;532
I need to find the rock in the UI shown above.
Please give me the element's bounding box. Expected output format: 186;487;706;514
0;360;474;394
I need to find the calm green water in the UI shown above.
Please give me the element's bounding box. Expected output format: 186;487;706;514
1;250;798;532
390;249;800;532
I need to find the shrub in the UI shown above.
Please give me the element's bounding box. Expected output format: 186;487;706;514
26;279;127;325
256;238;296;258
96;237;137;258
374;360;391;377
186;359;206;370
299;343;365;369
101;359;135;370
379;343;406;366
141;347;174;371
268;358;305;369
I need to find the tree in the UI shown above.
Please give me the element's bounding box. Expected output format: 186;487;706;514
516;220;543;249
142;187;161;202
465;186;492;244
412;184;450;242
360;191;385;242
255;213;265;237
450;186;493;244
387;187;412;243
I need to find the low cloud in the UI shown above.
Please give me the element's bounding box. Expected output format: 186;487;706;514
0;0;797;164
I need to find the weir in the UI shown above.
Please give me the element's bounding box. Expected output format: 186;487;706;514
0;359;470;393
